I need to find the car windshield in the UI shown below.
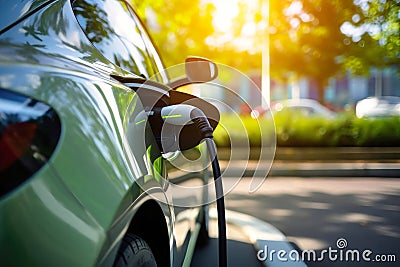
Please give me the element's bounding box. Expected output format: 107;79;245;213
72;0;156;78
378;97;400;104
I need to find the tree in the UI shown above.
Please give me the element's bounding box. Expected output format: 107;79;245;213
133;0;399;103
133;0;215;67
343;0;400;71
269;0;360;103
269;0;400;103
132;0;261;72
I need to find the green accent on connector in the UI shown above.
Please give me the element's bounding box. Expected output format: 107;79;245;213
162;114;182;119
135;119;146;125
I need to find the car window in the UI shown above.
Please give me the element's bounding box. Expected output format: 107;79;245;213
71;0;165;81
301;107;315;116
285;106;313;116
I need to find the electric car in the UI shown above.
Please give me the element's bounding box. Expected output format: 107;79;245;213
271;99;336;119
356;96;400;118
0;0;218;266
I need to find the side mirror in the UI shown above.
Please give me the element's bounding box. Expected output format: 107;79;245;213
185;56;218;83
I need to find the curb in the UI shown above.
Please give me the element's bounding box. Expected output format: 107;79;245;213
217;147;400;161
220;161;400;178
210;208;307;267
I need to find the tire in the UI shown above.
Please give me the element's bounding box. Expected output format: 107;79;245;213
114;234;157;267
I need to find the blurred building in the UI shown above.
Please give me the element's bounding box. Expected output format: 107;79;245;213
269;67;400;110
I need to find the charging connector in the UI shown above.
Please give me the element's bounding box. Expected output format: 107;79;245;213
154;104;227;267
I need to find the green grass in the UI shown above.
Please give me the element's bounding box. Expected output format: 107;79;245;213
213;111;400;147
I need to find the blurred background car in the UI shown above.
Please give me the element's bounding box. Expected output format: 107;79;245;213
355;96;400;118
271;98;336;119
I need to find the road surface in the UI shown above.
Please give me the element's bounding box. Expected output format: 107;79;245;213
224;177;400;267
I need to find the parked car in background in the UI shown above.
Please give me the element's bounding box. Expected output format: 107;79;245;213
0;0;213;266
271;98;336;119
356;96;400;118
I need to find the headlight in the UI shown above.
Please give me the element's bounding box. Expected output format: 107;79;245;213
0;88;61;198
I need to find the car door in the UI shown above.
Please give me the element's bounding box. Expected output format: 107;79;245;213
71;0;207;265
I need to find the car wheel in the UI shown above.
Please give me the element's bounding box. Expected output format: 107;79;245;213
114;234;157;267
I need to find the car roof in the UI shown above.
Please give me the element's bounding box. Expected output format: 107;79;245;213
275;98;319;105
360;96;400;104
272;98;336;117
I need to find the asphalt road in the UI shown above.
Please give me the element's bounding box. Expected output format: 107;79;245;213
224;177;400;267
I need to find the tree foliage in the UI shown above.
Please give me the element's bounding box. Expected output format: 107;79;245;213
133;0;214;67
270;0;399;101
270;0;362;101
132;0;399;101
132;0;261;71
343;0;400;72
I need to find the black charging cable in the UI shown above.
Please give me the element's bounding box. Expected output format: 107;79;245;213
191;109;227;267
206;138;227;267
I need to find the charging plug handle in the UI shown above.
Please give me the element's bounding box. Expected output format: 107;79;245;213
190;108;214;139
157;104;214;138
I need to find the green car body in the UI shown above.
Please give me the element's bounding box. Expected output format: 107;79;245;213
0;0;209;266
